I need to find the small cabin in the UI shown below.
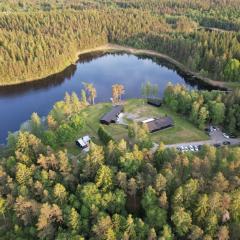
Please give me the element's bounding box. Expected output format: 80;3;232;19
143;117;174;133
100;105;123;125
76;135;91;151
147;98;162;107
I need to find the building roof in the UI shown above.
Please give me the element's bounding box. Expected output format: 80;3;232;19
146;117;173;132
76;135;91;147
100;105;123;124
147;98;162;107
142;118;155;124
82;135;91;143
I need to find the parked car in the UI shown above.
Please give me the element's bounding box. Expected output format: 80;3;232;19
230;134;237;139
213;143;221;148
204;127;211;133
198;145;202;150
223;133;230;139
223;141;231;145
188;145;194;151
210;126;217;131
176;147;181;151
194;145;199;151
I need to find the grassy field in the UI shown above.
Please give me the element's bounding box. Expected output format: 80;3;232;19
124;99;209;144
67;99;209;154
63;103;112;154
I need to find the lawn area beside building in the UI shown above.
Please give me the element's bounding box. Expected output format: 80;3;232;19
68;99;209;154
124;99;209;144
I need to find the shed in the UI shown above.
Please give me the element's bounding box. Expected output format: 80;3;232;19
76;135;91;150
144;117;174;133
100;105;123;125
147;98;162;107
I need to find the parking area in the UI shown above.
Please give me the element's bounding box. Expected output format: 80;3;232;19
166;127;240;152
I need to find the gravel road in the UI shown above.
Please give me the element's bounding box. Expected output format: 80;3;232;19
152;129;240;153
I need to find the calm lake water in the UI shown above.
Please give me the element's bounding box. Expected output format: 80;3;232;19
0;52;217;143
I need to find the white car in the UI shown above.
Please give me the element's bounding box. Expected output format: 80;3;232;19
223;133;230;139
194;145;199;151
188;145;194;151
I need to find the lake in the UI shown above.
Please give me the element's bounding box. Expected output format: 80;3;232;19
0;51;218;143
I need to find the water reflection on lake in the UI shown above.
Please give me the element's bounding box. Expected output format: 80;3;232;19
0;51;217;143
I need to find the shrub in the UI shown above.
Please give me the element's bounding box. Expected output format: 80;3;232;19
98;126;113;144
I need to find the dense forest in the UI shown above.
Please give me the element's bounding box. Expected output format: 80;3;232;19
0;0;240;85
0;1;240;239
0;88;240;239
164;84;240;134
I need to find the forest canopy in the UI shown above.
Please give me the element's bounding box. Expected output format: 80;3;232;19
0;88;240;239
0;0;239;85
0;1;240;239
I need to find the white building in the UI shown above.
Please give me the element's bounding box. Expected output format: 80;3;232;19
76;135;91;152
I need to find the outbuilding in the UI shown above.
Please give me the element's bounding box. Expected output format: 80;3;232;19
147;98;162;107
100;105;123;125
76;135;91;151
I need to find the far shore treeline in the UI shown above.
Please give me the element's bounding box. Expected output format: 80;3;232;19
0;0;240;86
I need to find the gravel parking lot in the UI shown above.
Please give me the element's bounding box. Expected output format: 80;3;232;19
151;128;240;153
166;129;240;150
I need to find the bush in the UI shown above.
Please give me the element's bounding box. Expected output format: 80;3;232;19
56;124;75;145
98;126;113;144
42;130;57;148
69;114;85;131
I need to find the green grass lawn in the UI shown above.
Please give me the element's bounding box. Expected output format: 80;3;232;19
81;103;129;140
124;99;209;144
65;99;209;154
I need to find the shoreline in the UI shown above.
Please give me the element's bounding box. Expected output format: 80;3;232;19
0;43;231;90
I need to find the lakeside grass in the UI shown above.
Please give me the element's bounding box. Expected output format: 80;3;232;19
0;99;209;156
124;99;209;144
66;99;209;154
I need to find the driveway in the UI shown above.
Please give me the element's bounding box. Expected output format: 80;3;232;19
152;129;240;152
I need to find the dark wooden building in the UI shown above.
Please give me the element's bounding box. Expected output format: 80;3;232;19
145;117;174;133
147;98;162;107
100;105;123;125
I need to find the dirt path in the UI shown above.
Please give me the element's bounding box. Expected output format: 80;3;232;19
198;26;235;33
76;43;228;89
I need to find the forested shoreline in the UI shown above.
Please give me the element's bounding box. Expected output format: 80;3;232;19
0;0;240;86
1;1;240;239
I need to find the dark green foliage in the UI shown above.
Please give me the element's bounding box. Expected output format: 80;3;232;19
164;83;240;134
224;59;240;82
0;1;240;238
56;123;75;146
0;9;161;85
0;94;240;239
98;126;113;144
42;130;57;148
0;1;239;85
